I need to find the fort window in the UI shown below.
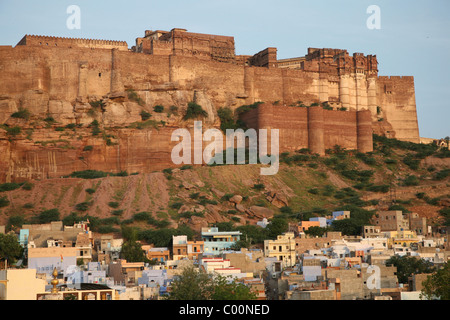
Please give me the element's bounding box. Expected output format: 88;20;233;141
99;73;102;77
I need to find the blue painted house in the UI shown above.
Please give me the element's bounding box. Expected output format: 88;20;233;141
201;227;242;256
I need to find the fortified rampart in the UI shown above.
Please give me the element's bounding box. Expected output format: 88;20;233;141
239;103;373;155
0;27;421;181
17;35;128;51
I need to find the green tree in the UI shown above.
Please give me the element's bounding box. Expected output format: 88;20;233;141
120;225;148;263
0;233;24;266
120;240;147;262
211;274;257;300
36;208;60;224
62;212;83;226
265;216;289;239
305;226;328;237
236;224;268;245
386;255;435;284
6;215;26;232
165;265;214;300
166;265;256;300
421;262;450;300
331;219;360;236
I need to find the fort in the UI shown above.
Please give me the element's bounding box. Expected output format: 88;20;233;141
0;27;420;181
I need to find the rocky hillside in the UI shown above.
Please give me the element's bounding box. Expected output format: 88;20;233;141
1;135;449;237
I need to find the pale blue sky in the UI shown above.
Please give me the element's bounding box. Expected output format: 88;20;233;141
0;0;448;139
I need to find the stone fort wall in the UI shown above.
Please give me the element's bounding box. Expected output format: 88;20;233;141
0;34;419;145
0;29;421;181
239;103;373;155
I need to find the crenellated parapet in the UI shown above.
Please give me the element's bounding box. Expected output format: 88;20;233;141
302;48;378;77
16;35;128;51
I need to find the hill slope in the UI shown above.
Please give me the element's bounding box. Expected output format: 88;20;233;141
1;136;449;237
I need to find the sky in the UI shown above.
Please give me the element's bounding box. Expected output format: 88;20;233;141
0;0;448;139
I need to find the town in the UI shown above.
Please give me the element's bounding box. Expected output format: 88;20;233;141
0;205;447;300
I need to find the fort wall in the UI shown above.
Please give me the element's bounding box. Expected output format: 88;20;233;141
376;76;419;143
0;43;419;140
17;35;128;51
239;104;373;155
0;29;420;181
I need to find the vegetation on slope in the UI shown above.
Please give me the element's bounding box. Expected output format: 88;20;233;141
0;134;449;250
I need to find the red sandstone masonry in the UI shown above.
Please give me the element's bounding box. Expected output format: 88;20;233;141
239;103;373;155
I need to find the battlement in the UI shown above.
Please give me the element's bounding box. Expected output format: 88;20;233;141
16;35;128;50
378;76;414;81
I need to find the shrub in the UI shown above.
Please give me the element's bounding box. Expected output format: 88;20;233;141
402;153;421;170
415;192;425;199
115;171;128;177
217;107;247;132
89;100;105;109
153;105;164;113
0;196;10;208
108;202;120;209
126;89;144;106
151;219;171;228
252;183;265;191
44;116;55;123
403;175;419;186
83;145;94;151
85;188;96;194
280;206;293;214
365;184;390;193
69;170;109;179
356;152;376;165
0;182;22;192
21;182;34;191
189;192;200;200
388;204;410;213
384;158;397;164
89;120;101;136
140;110;151;121
11;108;31;120
133;211;150;221
183;102;208;120
221;194;234;202
308;188;319;195
128;119;160;130
112;209;124;216
75;202;91;211
23;202;34;209
424;196;440;206
5;126;21;137
198;198;218;206
170;202;183;210
180;165;192;170
434;169;450;181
